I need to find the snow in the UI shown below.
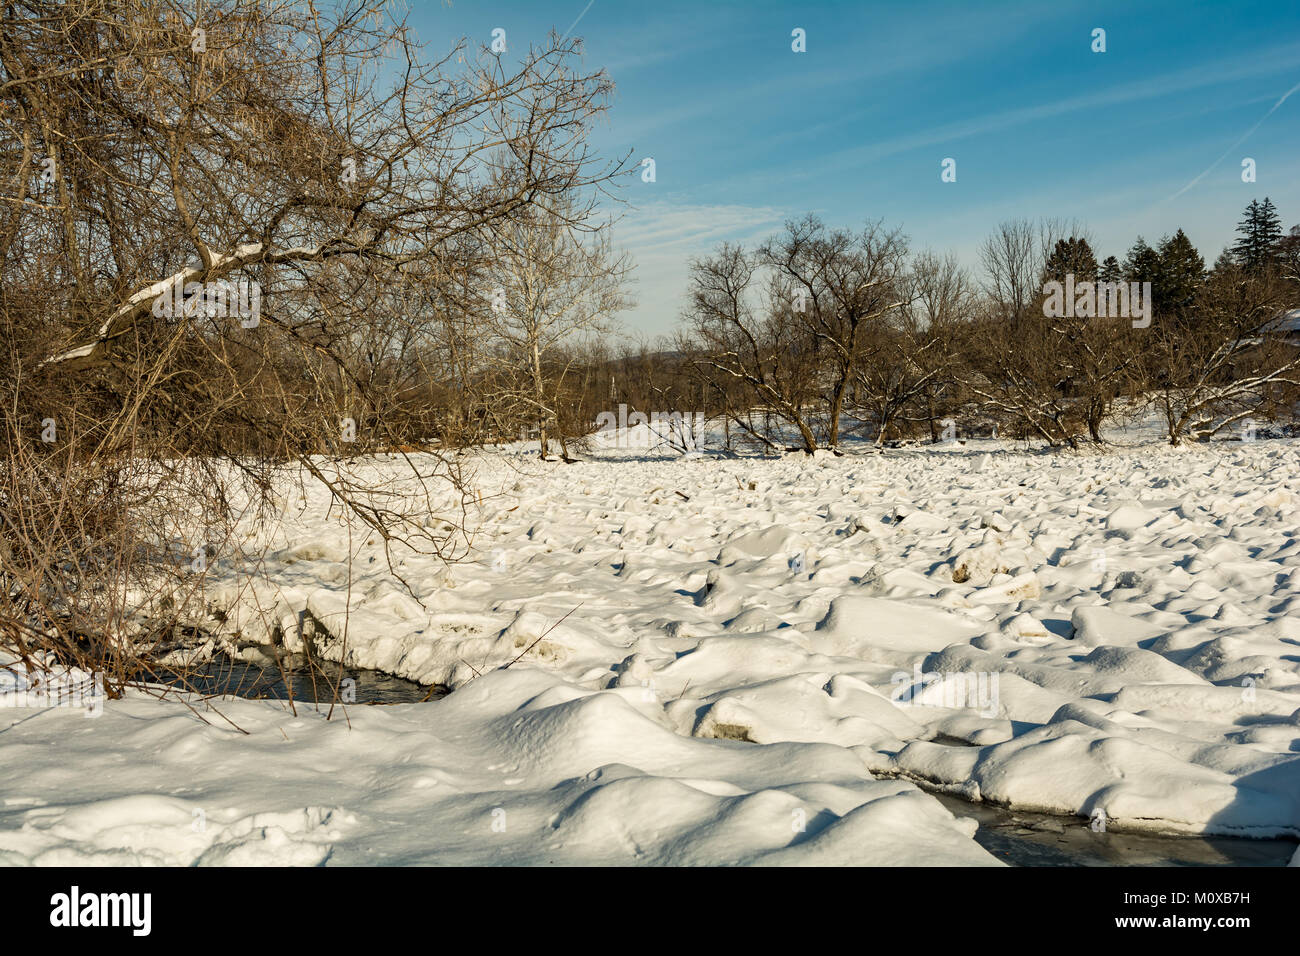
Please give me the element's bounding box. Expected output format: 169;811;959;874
4;427;1300;864
1269;308;1300;334
0;667;991;865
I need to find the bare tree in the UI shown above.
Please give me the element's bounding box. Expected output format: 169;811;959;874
759;215;908;449
1;0;626;689
965;223;1118;447
1153;261;1300;444
482;193;630;460
683;244;822;452
856;250;972;444
978;219;1039;324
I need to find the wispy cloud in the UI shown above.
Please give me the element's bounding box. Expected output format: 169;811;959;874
799;41;1300;180
617;199;787;255
611;200;788;330
607;4;1063;147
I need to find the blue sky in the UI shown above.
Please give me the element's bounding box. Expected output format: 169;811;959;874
410;0;1300;336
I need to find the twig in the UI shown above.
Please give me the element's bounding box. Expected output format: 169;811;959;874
502;604;583;670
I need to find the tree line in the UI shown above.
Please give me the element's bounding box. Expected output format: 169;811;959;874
416;198;1300;459
666;199;1300;453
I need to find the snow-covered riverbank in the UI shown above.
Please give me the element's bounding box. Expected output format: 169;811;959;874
4;432;1300;864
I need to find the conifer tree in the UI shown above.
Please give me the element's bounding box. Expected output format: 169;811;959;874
1156;229;1205;319
1123;237;1162;283
1041;237;1098;283
1231;197;1283;269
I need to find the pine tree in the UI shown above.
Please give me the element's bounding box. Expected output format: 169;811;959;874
1123;237;1161;283
1231;197;1283;269
1098;256;1121;283
1155;229;1205;319
1041;237;1098;283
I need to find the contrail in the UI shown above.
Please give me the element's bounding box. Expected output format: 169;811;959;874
559;0;596;45
1166;78;1300;202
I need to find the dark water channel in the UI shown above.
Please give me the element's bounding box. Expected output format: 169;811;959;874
144;654;441;705
935;793;1297;867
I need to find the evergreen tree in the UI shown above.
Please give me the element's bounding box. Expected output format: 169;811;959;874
1098;255;1121;283
1211;248;1236;273
1231;197;1283;269
1041;236;1098;283
1155;228;1205;318
1122;237;1161;283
